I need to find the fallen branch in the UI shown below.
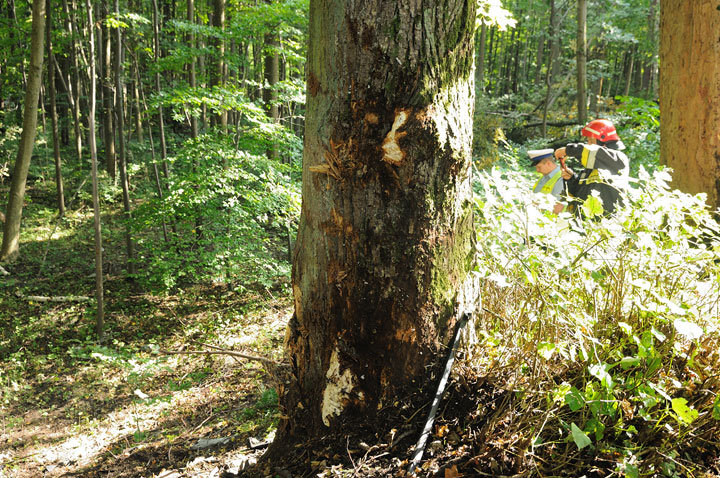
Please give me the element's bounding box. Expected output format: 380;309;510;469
522;120;579;128
17;292;91;302
160;347;280;366
0;265;8;276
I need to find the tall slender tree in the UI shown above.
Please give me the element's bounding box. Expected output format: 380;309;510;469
46;0;65;216
114;0;137;275
101;4;117;180
85;0;105;339
211;0;227;129
576;0;587;124
0;0;46;261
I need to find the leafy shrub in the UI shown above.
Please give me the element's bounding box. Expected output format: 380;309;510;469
132;133;300;292
465;163;720;475
615;95;661;175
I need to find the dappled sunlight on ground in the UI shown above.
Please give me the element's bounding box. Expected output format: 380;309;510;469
1;278;291;477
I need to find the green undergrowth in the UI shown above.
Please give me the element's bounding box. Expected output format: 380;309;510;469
0;178;289;475
465;160;720;476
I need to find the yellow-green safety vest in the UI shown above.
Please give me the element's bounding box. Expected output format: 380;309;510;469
533;169;563;194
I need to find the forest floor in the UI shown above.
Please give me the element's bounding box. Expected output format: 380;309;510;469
1;273;290;478
0;181;537;478
0;180;294;478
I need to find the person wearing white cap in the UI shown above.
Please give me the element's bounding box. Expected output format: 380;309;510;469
528;148;565;215
554;119;629;215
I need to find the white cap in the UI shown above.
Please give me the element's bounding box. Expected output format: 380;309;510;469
527;148;554;167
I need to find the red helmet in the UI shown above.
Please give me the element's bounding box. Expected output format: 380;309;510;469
581;119;620;142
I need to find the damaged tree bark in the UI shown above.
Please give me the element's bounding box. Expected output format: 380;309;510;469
273;0;477;445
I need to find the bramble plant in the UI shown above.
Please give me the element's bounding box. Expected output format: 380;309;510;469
465;162;720;476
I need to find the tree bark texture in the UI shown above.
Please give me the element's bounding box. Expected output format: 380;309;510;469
278;0;477;441
660;0;720;210
212;0;227;129
0;0;45;261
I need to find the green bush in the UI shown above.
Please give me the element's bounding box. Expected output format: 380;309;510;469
466;163;720;475
132;133;300;292
615;95;661;175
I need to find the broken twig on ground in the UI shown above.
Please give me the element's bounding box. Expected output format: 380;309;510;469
160;348;280;366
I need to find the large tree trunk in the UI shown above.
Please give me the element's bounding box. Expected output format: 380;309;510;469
275;0;477;444
660;0;720;210
0;0;45;261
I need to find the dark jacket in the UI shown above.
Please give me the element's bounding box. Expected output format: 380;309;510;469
564;142;629;215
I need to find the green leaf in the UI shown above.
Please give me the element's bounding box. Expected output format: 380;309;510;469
619;356;641;368
589;363;615;390
671;397;699;425
571;422;591;450
624;463;639;478
565;387;585;411
713;395;720;420
650;326;666;342
581;196;604;218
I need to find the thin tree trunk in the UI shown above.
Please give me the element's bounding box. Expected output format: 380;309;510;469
534;37;544;84
132;57;143;144
101;5;117;180
46;0;65;216
114;0;136;275
138;79;169;242
151;0;170;178
511;24;521;93
576;0;587;124
623;48;634;97
1;0;46;261
63;0;83;163
548;0;560;86
187;0;198;139
264;32;279;160
85;0;104;340
211;0;226;129
542;0;558;137
475;20;486;98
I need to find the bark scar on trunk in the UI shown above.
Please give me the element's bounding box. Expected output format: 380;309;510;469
309;139;351;181
321;348;358;426
382;109;410;166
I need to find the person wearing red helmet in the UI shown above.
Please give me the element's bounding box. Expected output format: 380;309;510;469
554;119;629;216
